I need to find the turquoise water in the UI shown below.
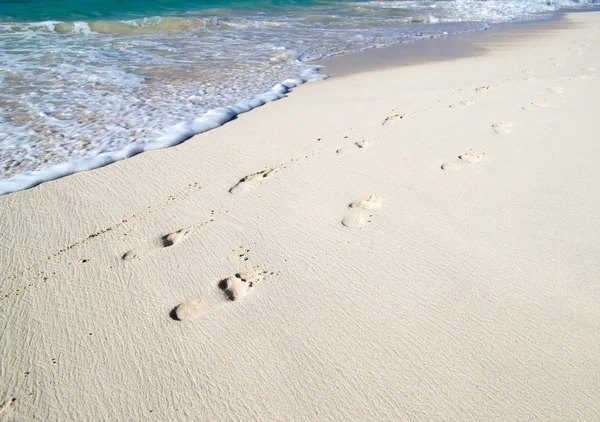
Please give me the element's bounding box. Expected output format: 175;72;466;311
0;0;598;193
1;0;334;21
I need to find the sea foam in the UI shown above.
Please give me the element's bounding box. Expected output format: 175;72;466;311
0;75;323;195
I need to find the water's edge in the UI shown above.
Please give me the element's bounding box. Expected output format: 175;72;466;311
0;8;594;196
0;71;326;195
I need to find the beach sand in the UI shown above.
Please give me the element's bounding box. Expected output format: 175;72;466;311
1;11;600;421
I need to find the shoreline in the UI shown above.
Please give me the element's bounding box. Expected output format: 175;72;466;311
315;8;599;78
2;11;600;421
313;11;564;77
1;9;595;196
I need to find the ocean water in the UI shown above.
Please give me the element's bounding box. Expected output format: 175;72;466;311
0;0;597;193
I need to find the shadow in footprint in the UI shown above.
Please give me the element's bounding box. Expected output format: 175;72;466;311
169;308;180;321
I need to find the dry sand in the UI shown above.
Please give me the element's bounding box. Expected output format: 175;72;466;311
1;11;600;421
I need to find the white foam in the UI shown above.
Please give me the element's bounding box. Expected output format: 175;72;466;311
0;72;324;195
360;0;597;22
71;21;94;34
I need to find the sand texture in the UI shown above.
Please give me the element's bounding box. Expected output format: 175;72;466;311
1;12;600;421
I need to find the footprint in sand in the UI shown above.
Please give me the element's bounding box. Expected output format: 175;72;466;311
441;150;485;171
382;113;409;126
522;100;549;110
172;269;266;321
475;85;493;93
548;86;564;94
515;68;536;81
336;140;373;154
229;167;279;194
122;227;194;261
492;121;513;135
341;194;382;228
450;86;492;108
550;56;564;66
572;74;594;80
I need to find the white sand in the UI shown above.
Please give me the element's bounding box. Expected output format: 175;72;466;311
2;12;600;421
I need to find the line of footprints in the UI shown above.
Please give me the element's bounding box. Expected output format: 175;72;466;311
122;109;531;319
119;140;384;322
165;195;384;320
120;116;500;319
123;60;597;320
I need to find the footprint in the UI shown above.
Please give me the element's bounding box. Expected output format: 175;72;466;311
460;98;475;106
172;269;266;321
341;195;382;228
162;228;193;247
475;85;494;94
458;150;484;163
229;167;279;194
171;297;221;320
572;74;594;80
336;140;373;154
522;101;549;110
492;121;513;135
548;86;564;94
550;57;564;66
440;161;462;171
122;227;194;261
515;69;536;80
441;150;485;170
382;113;408;125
